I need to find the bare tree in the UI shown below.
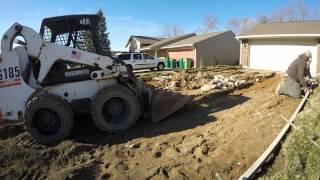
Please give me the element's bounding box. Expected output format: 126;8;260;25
256;15;270;24
240;18;255;34
269;0;317;22
291;0;308;20
160;24;185;38
199;15;219;33
226;17;256;35
270;9;286;22
226;0;320;36
226;18;241;35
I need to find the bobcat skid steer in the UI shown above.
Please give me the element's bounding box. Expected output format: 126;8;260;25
0;15;190;145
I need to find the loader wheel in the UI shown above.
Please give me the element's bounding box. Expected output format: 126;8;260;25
24;94;74;145
91;85;140;133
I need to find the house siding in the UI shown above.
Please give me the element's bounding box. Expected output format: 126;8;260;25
195;31;240;68
128;39;140;52
317;41;320;73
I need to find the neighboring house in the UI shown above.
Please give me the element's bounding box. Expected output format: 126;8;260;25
140;33;196;58
125;36;163;52
237;21;320;76
161;31;240;68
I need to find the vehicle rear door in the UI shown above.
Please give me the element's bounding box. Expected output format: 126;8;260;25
143;54;157;68
133;53;146;69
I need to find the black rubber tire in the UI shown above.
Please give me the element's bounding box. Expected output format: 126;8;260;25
157;63;165;71
24;94;74;145
91;85;140;133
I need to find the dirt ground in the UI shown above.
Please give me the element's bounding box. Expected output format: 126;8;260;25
0;68;300;179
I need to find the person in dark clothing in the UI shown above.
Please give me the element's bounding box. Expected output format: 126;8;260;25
276;50;312;98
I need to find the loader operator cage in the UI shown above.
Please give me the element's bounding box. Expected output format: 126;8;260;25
39;14;100;53
39;15;102;85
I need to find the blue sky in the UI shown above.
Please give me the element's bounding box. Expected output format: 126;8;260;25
0;0;319;50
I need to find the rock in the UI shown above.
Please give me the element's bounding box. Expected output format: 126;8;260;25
227;82;233;86
200;83;215;92
195;72;203;79
169;81;177;88
152;77;167;82
235;81;240;88
189;82;201;89
212;79;220;84
193;147;204;158
187;74;196;81
214;75;224;80
180;80;187;88
239;80;247;88
228;84;235;89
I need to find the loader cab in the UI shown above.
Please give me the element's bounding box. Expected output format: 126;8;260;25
40;14;102;54
39;15;104;85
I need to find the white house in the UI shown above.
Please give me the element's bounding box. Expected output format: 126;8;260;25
125;36;163;52
237;21;320;76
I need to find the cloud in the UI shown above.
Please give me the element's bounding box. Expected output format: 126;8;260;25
107;16;161;51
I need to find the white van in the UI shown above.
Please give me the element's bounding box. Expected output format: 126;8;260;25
114;52;165;71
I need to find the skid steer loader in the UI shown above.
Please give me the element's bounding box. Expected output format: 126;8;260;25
0;15;190;145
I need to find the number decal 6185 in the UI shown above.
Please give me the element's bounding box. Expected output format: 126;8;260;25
0;66;20;80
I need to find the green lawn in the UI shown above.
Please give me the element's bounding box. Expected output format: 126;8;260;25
263;88;320;179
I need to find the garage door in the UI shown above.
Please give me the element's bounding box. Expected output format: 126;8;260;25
249;39;317;76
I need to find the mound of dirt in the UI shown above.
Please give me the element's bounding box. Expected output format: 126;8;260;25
0;123;25;140
146;69;275;93
0;128;102;180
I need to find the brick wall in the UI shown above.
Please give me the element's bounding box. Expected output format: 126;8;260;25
240;40;250;66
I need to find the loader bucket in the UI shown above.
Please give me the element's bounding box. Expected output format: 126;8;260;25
151;90;191;122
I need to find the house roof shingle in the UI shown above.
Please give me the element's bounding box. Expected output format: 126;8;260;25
238;21;320;39
140;33;196;51
161;31;226;49
125;36;163;48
